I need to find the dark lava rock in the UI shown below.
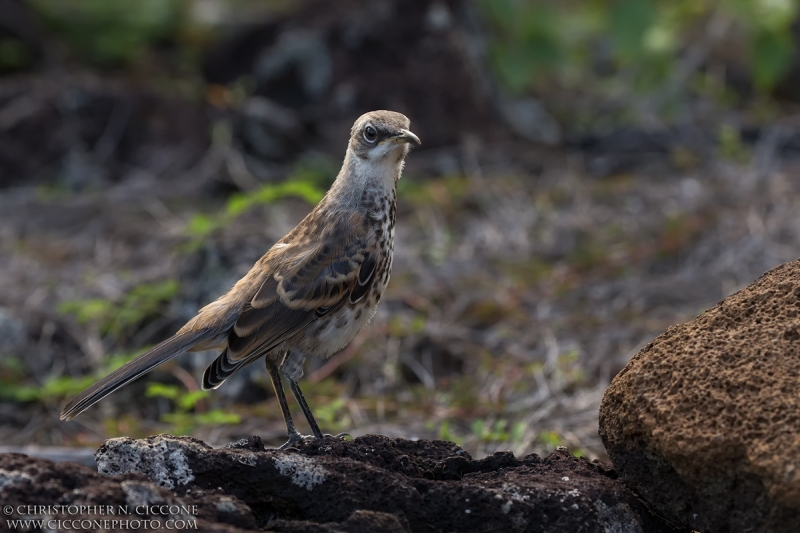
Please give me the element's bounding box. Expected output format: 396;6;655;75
600;259;800;532
0;451;254;532
86;433;681;532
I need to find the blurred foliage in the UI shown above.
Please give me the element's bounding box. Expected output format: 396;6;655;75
29;0;187;67
291;379;352;432
481;0;797;96
57;280;179;338
0;39;33;72
184;160;327;245
311;397;350;431
470;418;527;444
25;0;797;100
717;123;752;162
0;351;139;404
145;382;241;434
185;180;323;239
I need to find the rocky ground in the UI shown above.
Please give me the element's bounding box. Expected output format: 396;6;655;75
0;434;682;533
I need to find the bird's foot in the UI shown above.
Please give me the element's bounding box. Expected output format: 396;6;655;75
278;431;352;450
317;432;352;441
279;431;315;450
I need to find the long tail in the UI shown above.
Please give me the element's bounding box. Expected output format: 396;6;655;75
60;329;217;420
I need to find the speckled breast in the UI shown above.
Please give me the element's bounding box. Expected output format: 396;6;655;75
298;191;396;358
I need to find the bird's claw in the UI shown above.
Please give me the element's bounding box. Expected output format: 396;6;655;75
319;432;352;441
279;431;314;450
278;431;352;450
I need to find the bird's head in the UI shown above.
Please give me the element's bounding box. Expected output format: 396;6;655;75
348;110;420;164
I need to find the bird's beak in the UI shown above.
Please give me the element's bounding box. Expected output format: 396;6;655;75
387;129;421;146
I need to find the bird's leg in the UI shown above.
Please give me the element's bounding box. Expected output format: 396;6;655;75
287;378;324;440
287;377;352;441
281;350;323;439
265;358;305;449
282;351;350;442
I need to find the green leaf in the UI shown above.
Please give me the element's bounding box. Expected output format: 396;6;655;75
57;299;113;324
313;398;347;425
470;419;486;438
185;214;220;238
145;382;181;400
480;0;518;33
750;28;794;90
194;409;241;425
609;0;657;61
29;0;182;67
39;375;97;398
0;39;32;70
0;384;39;402
511;421;527;442
178;389;209;411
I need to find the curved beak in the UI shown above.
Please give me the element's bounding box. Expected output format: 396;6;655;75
388;129;421;146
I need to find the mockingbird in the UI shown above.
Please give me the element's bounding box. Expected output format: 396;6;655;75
61;110;420;448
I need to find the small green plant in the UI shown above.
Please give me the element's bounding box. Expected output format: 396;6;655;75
0;356;96;402
470;418;527;444
553;348;587;388
534;430;585;457
387;314;427;338
309;397;350;432
435;419;463;444
0;38;33;72
225;180;325;217
29;0;184;67
57;280;179;338
145;382;241;434
480;0;797;105
184;162;328;248
537;429;563;449
717;123;751;163
0;351;141;404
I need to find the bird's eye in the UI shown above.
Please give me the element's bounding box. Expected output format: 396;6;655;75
363;125;377;143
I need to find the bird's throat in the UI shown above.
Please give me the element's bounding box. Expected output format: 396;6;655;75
331;148;407;207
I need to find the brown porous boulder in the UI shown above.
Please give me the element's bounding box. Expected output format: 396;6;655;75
599;259;800;532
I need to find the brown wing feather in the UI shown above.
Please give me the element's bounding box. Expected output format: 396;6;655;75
218;214;376;368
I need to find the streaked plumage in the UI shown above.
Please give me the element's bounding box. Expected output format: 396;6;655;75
61;110;420;447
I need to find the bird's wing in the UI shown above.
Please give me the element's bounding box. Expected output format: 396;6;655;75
202;214;378;388
234;215;376;357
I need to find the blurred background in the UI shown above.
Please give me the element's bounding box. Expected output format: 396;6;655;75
1;0;799;461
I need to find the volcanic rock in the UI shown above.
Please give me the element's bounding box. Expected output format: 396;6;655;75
599;259;800;532
93;433;676;532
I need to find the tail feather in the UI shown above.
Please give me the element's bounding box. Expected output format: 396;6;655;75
202;350;261;390
60;329;217;420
